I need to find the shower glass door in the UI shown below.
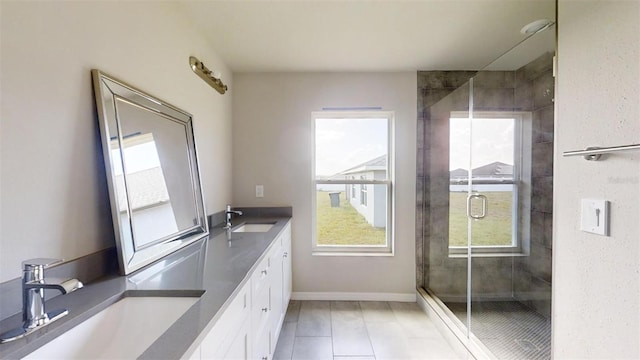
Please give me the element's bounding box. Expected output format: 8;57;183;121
451;101;523;336
424;20;555;359
467;24;554;358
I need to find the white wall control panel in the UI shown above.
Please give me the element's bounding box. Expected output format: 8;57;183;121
255;185;264;198
580;199;610;236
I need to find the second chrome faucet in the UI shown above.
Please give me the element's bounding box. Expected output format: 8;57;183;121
224;204;243;229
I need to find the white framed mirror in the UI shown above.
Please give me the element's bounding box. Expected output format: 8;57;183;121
92;70;208;275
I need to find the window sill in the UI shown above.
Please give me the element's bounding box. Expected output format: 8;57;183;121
448;252;528;258
312;251;394;257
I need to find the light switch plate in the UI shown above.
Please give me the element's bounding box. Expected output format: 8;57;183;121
580;199;610;236
255;185;264;198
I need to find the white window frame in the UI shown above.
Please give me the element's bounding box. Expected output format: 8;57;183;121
360;176;368;206
350;177;357;199
448;111;532;257
312;110;395;256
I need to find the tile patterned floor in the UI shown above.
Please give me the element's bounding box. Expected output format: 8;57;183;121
274;300;464;360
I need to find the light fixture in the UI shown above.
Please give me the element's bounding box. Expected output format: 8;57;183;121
189;56;228;94
520;19;555;35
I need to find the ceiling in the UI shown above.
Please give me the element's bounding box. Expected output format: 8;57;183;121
179;0;555;73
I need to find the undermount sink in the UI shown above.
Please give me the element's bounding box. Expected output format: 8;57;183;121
23;295;199;359
232;223;275;233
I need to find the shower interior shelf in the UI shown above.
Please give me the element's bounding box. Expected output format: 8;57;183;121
563;143;640;161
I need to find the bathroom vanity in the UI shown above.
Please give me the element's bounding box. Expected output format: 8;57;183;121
0;215;292;359
183;220;292;360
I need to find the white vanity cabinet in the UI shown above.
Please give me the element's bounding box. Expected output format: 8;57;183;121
251;248;274;360
252;222;292;360
224;319;251;359
188;221;292;360
199;281;251;359
281;225;292;319
271;223;292;350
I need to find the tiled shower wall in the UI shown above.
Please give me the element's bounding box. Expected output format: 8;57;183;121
415;71;476;291
415;53;554;316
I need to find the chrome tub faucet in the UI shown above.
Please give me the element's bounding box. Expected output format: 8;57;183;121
224;204;243;229
0;258;83;343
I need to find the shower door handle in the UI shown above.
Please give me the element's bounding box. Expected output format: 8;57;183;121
467;193;488;220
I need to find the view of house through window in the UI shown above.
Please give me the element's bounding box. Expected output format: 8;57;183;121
449;116;519;248
313;112;392;252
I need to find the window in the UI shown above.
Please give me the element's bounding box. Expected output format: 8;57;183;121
351;177;357;199
360;176;367;206
313;111;393;254
448;112;531;254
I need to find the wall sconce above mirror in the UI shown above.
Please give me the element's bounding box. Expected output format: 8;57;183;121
189;56;228;94
92;70;208;275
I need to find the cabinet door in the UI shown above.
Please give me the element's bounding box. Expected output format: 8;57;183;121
253;326;271;360
224;319;250;360
270;240;284;347
201;283;251;359
252;282;272;339
282;224;292;310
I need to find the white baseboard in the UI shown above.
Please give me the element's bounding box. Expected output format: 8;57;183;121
291;291;416;302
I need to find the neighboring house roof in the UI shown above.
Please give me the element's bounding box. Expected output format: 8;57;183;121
338;154;387;176
450;168;468;178
450;161;513;181
115;167;171;211
473;161;513;177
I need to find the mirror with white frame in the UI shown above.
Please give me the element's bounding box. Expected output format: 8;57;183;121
92;70;208;275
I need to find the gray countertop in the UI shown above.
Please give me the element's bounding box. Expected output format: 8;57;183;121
0;216;292;360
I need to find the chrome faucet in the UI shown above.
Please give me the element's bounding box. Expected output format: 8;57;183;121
224;204;243;229
0;258;83;343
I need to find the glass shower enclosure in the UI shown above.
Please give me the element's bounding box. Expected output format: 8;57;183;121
417;19;555;359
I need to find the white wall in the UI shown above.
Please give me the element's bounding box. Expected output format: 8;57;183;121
232;73;416;297
0;2;233;282
554;1;640;357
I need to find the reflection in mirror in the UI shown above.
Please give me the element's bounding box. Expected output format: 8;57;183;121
112;132;178;249
92;70;208;275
